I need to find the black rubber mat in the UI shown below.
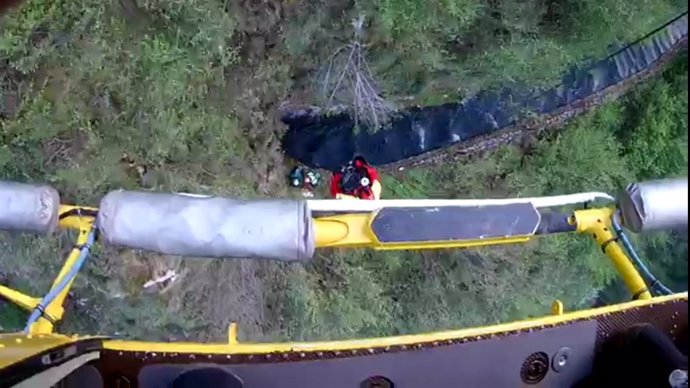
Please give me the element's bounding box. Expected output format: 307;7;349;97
370;204;540;244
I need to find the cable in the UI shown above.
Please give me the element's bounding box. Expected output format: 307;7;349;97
24;228;97;333
611;212;673;296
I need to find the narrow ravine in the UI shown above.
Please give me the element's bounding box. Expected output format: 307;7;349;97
281;13;688;171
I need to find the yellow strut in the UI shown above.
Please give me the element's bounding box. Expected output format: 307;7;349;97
314;207;651;299
1;202;653;335
0;285;41;313
571;208;652;300
24;206;97;334
0;205;96;332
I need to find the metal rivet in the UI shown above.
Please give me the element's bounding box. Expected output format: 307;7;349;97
552;347;572;372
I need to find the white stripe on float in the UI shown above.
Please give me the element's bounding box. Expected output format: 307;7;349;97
307;192;615;213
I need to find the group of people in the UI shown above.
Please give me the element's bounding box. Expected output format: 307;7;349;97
290;156;382;200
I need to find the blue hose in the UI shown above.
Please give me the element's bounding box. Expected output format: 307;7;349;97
24;228;97;332
611;213;673;296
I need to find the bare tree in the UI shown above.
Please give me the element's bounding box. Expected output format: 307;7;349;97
318;15;396;131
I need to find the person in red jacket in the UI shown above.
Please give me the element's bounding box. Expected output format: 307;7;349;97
330;156;382;200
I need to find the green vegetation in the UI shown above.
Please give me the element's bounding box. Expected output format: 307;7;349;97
361;0;682;102
275;54;688;340
0;0;687;341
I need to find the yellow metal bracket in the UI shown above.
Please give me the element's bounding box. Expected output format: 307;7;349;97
0;285;41;313
0;205;99;335
571;208;651;300
315;213;375;248
228;322;239;345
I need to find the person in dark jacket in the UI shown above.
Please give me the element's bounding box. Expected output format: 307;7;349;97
330;156;382;200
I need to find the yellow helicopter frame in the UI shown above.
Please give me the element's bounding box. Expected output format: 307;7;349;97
0;202;651;338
